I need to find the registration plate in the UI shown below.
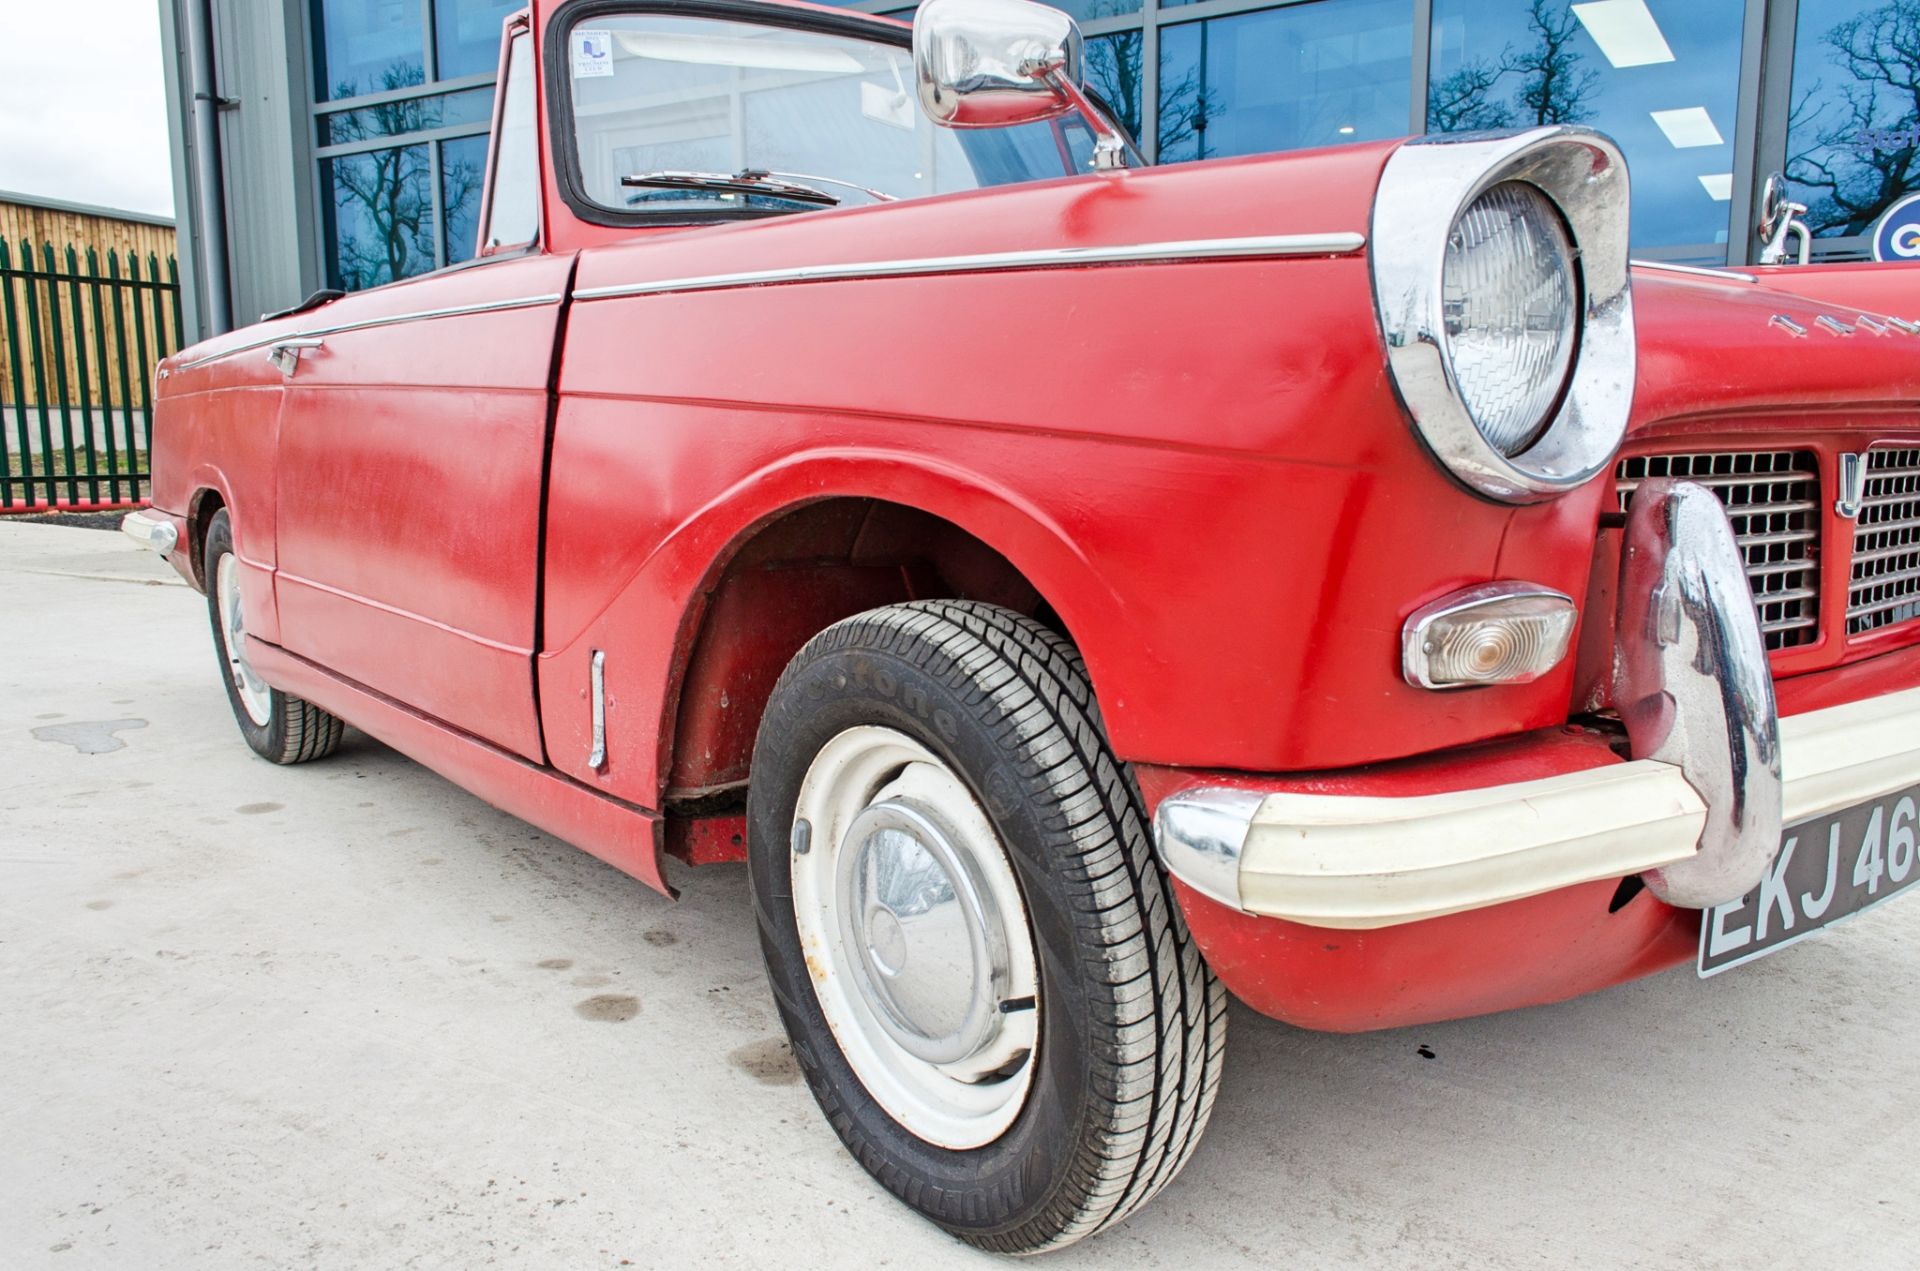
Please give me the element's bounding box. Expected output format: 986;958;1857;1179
1698;785;1920;977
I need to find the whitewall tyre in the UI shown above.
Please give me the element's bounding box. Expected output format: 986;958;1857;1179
202;509;345;765
748;600;1226;1253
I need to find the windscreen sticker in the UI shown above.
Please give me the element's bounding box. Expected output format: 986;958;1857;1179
572;30;614;78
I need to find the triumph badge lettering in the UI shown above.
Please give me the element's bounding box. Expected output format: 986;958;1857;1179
1871;191;1920;262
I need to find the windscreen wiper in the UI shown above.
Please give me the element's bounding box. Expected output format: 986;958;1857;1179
621;168;841;207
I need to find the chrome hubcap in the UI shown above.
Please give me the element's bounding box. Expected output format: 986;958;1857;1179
217;553;272;726
839;799;1011;1066
792;727;1039;1148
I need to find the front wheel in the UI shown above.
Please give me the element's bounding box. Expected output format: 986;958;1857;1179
748;601;1225;1253
203;509;344;765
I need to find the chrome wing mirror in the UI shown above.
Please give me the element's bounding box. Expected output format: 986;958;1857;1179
913;0;1132;171
1756;172;1811;266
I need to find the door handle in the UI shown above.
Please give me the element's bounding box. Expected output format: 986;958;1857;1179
267;337;325;377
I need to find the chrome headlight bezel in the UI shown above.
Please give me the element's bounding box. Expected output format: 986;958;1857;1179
1370;127;1635;505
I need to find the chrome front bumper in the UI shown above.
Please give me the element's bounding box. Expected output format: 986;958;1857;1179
1154;481;1920;929
121;509;178;555
1155;687;1920;928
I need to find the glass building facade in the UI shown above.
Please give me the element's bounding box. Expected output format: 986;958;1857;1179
311;0;522;288
854;0;1920;267
299;0;1918;292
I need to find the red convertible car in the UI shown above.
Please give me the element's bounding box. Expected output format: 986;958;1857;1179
123;0;1920;1252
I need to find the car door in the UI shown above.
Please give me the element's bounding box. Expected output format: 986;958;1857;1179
270;253;571;762
271;22;560;761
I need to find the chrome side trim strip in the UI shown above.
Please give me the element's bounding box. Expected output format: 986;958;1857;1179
303;292;565;338
1630;259;1760;283
572;232;1367;302
587;649;608;772
175;335;292;371
174;292;566;371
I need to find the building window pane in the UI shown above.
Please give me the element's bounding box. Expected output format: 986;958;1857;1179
1158;2;1413;163
1428;0;1744;256
1087;31;1145;143
441;135;490;265
435;0;524;80
320;87;494;144
480;34;540;250
313;0;426;101
1786;0;1920;240
1047;0;1144;19
322;144;435;289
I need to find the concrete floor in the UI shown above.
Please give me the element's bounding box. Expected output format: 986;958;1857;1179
3;518;1917;1270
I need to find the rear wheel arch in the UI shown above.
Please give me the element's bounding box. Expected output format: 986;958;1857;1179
186;485;228;591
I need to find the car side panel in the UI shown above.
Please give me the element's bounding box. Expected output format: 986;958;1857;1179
536;250;1583;807
151;321;305;638
271;255;575;763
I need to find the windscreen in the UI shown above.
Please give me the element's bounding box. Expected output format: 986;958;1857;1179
563;13;1094;214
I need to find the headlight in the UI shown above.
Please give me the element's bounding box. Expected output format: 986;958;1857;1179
1371;128;1635;504
1442;182;1578;457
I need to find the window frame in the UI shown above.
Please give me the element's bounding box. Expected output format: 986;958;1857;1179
541;0;922;230
477;18;543;257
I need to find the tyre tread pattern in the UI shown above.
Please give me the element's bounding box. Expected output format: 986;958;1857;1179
203;510;346;767
772;600;1226;1254
266;695;347;765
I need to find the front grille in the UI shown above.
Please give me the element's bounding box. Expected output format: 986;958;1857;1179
1849;447;1920;636
1615;451;1822;651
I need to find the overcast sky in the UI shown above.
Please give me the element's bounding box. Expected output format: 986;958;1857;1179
0;0;174;217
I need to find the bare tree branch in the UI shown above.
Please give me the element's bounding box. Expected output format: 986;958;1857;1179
1426;1;1598;135
327;64;444;288
1786;0;1920;236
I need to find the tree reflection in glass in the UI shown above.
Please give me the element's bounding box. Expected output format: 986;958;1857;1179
1786;0;1920;237
1155;0;1411;162
1427;0;1601;131
322;66;483;289
1430;0;1744;255
318;70;483;291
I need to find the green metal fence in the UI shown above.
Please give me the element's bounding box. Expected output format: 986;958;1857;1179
0;236;183;512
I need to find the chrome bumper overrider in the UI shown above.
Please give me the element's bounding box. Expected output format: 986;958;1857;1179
1154;481;1920;929
120;509;178;555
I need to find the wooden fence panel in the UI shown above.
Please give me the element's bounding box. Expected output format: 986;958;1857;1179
0;203;177;268
1;235;180;511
